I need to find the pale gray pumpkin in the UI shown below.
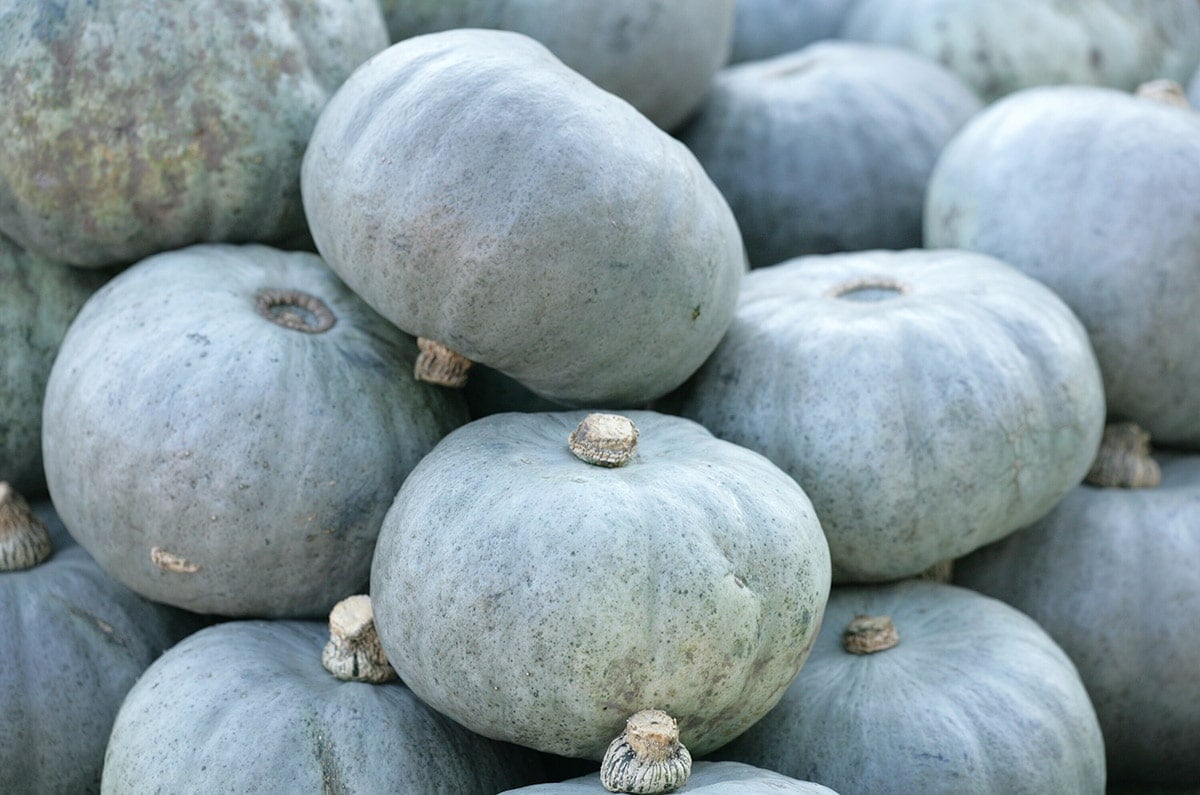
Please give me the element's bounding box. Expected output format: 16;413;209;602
714;580;1106;794
729;0;858;64
0;0;388;268
1;498;203;794
840;0;1200;102
1188;65;1200;107
925;85;1200;448
42;244;468;618
370;410;831;760
101;618;549;794
301;29;746;407
0;233;110;497
678;41;980;268
955;451;1200;787
678;249;1106;582
501;760;839;794
376;0;735;131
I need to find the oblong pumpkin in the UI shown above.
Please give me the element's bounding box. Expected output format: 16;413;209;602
42;243;468;617
370;411;831;760
301;28;745;407
678;248;1106;582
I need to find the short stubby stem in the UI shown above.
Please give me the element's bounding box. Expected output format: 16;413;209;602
1085;421;1161;489
414;338;472;387
600;709;692;794
322;595;398;683
1135;79;1190;109
569;413;639;467
255;288;336;333
827;276;910;302
0;482;52;571
843;614;899;654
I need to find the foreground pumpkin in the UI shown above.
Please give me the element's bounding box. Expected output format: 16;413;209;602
501;761;839;794
955;434;1200;788
43;244;468;617
714;580;1106;793
302;28;745;407
102;597;549;793
370;411;831;760
925;85;1200;448
1;490;202;793
678;249;1105;582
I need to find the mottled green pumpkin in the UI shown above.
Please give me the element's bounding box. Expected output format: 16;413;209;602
0;0;388;268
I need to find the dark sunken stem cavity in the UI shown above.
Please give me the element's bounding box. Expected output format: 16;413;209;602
255;288;337;333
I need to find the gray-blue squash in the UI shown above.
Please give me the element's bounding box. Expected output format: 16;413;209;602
729;0;858;64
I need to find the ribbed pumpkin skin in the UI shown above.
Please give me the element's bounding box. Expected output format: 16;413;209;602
501;761;839;794
678;42;980;268
956;454;1200;787
678;249;1106;582
841;0;1200;102
0;0;388;268
370;411;831;760
1;504;202;794
102;620;549;794
729;0;857;64
42;244;468;617
376;0;734;131
926;86;1200;448
715;581;1106;794
0;233;109;496
301;29;745;407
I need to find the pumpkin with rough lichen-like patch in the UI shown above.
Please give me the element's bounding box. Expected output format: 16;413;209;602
925;85;1200;448
714;580;1106;794
301;28;746;407
0;232;110;497
101;615;549;793
840;0;1200;102
1;497;203;794
729;0;858;64
677;41;980;268
678;248;1106;582
0;0;388;268
42;243;468;618
501;760;839;794
370;410;831;760
376;0;735;131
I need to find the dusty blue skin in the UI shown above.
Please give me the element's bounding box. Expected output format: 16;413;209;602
956;453;1200;788
1;503;203;794
714;581;1106;794
730;0;857;63
371;410;831;760
102;619;550;794
501;761;839;794
678;41;980;268
926;86;1200;448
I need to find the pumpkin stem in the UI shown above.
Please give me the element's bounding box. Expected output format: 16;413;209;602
600;709;692;794
916;558;954;583
1085;421;1161;489
255;288;336;333
843;614;899;654
826;276;909;302
322;595;398;683
414;338;472;387
1135;79;1190;109
0;482;52;571
569;413;639;467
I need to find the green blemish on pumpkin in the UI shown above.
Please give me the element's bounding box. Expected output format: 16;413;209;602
692;304;701;321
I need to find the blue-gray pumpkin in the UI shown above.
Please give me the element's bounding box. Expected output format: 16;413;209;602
678;249;1106;582
42;244;468;618
370;411;831;760
729;0;858;64
925;85;1200;448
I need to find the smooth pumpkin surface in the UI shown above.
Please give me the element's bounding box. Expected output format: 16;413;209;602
43;244;468;617
840;0;1200;102
955;453;1200;787
302;29;746;407
678;41;980;268
925;86;1200;448
102;619;549;794
376;0;735;131
729;0;857;64
370;411;831;760
501;761;839;794
678;249;1106;582
714;581;1106;794
0;0;388;268
1;502;202;794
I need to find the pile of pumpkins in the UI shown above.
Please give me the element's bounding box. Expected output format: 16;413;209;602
2;1;1199;792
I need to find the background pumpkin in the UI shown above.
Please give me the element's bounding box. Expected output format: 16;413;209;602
729;0;857;64
42;244;468;618
301;28;746;407
0;0;388;268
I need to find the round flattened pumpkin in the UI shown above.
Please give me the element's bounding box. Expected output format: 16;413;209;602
925;85;1200;448
729;0;857;64
370;410;831;760
301;28;746;407
0;0;388;268
678;248;1106;582
42;243;468;618
376;0;735;131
